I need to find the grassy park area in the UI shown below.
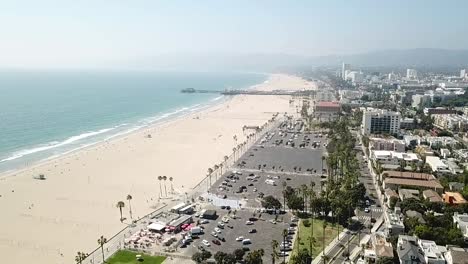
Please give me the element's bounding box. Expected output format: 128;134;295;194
106;250;166;264
292;218;341;258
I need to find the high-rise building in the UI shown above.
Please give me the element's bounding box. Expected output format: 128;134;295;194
362;109;401;135
342;63;351;80
406;69;418;79
347;71;364;83
461;69;467;78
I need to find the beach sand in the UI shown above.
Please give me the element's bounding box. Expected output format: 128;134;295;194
0;74;315;264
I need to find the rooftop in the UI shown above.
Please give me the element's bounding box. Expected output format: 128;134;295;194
422;189;443;203
444;192;468;205
384;178;443;190
316;101;340;107
382;170;434;181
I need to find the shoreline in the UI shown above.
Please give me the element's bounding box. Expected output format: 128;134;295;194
0;73;316;264
0;93;232;180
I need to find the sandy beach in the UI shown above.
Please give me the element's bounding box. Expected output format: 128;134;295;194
0;73;315;264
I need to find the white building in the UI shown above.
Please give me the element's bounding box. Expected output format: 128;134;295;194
412;94;431;108
417;239;446;264
407;69;418;79
461;69;467;79
342;63;351;80
425;156;450;173
346;71;364;83
433;114;468;132
362;109;401;135
371;150;421;166
453;212;468;240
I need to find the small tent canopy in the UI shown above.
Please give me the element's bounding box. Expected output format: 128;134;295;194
147;222;166;232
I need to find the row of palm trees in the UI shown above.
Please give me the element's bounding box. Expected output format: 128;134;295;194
116;194;133;222
157;175;174;198
75;235;108;264
205;115;279;190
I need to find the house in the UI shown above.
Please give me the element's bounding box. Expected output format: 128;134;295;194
444;246;468;264
449;182;465;192
370;137;406;152
364;232;394;262
397;235;425;263
406;210;426;224
423;189;443;203
372;150;421;166
384;207;405;236
443;192;468;205
417;239;446;264
426;156;450;173
383;178;444;193
453;213;468;240
399;189;420;201
385;188;399;206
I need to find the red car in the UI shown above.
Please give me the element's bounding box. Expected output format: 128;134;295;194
212;239;221;245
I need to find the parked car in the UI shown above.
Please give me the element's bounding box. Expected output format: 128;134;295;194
246;221;254;225
248;229;257;233
212;240;221;245
236;236;244;241
202;240;210;247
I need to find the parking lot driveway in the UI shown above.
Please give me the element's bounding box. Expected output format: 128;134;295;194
209;170;322;208
191;209;295;263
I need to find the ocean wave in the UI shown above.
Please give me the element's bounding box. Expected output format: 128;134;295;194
0;127;116;163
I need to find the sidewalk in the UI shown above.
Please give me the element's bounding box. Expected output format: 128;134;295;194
311;228;349;264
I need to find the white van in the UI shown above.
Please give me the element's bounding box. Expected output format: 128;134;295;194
242;239;252;245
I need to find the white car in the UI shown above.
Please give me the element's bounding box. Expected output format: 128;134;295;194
246;221;254;225
200;219;209;224
278;251;289;257
202;240;210;247
214;227;222;233
269;219;277;224
236;236;245;241
222;217;229;223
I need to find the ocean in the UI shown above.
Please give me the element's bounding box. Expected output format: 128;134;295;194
0;71;267;173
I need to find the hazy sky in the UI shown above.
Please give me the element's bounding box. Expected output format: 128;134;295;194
1;0;468;68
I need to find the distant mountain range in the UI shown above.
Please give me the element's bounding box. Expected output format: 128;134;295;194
310;49;468;68
130;49;468;72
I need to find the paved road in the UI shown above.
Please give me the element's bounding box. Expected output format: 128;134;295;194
323;139;384;264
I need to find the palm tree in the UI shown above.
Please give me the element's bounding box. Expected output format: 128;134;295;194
301;184;308;212
207;168;214;187
157;176;163;198
75;251;88;264
282;229;288;264
322;222;328;259
219;163;224;175
126;195;133;220
169;177;174;194
282;181;287;211
321;156;326;174
271;240;279;264
214;164;220;180
162;176;168;197
116;201;125;222
232;147;237;160
97;235;107;263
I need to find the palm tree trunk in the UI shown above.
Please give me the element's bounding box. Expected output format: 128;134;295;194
119;207;123;221
164;183;167;197
128;201;133;220
159;182;162;198
101;246;105;263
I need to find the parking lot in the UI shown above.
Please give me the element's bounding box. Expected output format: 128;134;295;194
173;118;330;261
183;207;298;263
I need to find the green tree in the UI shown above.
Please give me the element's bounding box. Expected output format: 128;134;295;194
261;195;282;210
245;249;264;264
192;251;212;263
75;252;88;264
126;194;133;220
214;251;228;263
376;256;394;264
116;201;125;222
233;248;245;261
97;235;107;264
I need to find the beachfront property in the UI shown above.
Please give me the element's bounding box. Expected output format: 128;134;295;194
313;101;341;121
361;108;401;135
